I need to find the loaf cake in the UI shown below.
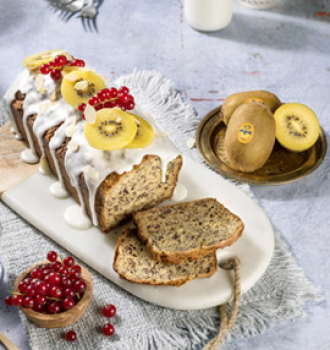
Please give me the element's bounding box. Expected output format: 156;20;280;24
3;50;182;232
113;229;218;286
133;198;244;264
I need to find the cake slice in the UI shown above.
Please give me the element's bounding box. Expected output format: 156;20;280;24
113;229;218;286
133;198;244;264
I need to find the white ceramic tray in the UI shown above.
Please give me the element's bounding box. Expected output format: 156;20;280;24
1;155;274;310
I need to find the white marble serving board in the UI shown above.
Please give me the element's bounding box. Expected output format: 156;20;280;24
1;155;274;310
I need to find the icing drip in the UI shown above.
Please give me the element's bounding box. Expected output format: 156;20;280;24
64;204;92;230
21;149;39;164
50;181;70;199
171;183;188;202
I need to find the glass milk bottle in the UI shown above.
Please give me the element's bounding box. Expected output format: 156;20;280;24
184;0;233;32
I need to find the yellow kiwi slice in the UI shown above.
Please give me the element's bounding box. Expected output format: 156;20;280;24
274;103;320;152
61;70;106;109
126;115;155;148
23;50;70;71
84;108;138;151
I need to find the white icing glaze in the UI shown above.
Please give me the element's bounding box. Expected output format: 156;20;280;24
64;204;92;230
50;181;70;199
171;183;188;202
5;69;181;229
21;149;39;164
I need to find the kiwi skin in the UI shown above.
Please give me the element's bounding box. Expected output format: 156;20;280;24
224;103;276;173
221;90;281;125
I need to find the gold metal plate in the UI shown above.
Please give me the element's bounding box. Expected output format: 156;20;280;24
196;106;327;185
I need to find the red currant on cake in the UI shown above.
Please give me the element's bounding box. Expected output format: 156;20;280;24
50;69;62;81
65;330;77;342
103;304;116;318
54;55;68;67
103;323;115;336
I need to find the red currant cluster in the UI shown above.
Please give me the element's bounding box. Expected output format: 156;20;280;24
40;55;85;81
78;86;135;118
5;251;86;314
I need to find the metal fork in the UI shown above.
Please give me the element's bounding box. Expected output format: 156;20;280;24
80;0;97;18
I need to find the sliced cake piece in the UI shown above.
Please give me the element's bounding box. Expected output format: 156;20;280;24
113;229;218;286
133;198;244;264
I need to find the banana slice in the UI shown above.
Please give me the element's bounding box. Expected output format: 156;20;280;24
126;115;155;148
61;70;105;109
23;50;70;71
84;108;138;151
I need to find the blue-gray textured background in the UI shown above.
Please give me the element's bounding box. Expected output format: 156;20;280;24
0;0;329;349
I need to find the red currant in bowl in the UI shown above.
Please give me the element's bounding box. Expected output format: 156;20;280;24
11;255;93;329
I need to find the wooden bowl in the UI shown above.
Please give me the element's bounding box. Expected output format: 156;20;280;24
13;261;93;328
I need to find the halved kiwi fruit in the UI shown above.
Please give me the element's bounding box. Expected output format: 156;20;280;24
274;103;320;152
61;70;105;109
126;115;155;148
23;50;69;71
84;108;137;151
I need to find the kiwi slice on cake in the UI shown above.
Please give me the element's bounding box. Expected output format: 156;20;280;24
84;108;138;151
61;70;106;109
126;115;155;148
23;50;69;71
274;103;320;152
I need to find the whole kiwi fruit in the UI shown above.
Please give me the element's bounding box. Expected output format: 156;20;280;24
221;90;281;125
224;102;276;173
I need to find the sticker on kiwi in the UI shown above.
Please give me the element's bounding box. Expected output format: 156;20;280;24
244;98;264;105
237;123;254;144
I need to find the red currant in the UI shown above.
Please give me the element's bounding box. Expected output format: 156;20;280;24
64;288;75;298
32;303;44;313
49;286;63;298
62;297;76;310
48;301;61;314
50;261;62;271
47;251;58;262
50;69;62;81
104;100;116;108
97;89;108;102
109;87;118;98
88;97;100;106
54;55;68;67
12;295;23;306
30;268;43;279
61;276;72;288
126;101;135;110
40;64;51;75
34;295;46;305
26;285;37;297
41;267;53;278
65;330;77;342
119;93;130;105
59;266;69;277
119;86;129;94
75;59;85;67
73;280;86;293
63;256;75;268
103;304;116;318
18;281;28;293
78;103;86;113
103;323;115;336
48;272;61;286
82;114;86;120
5;296;13;306
22;296;34;308
35;282;48;295
94;103;103;111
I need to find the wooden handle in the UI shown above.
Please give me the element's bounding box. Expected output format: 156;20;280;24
0;332;21;350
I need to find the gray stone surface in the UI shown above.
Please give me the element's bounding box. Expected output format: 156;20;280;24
0;0;329;349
